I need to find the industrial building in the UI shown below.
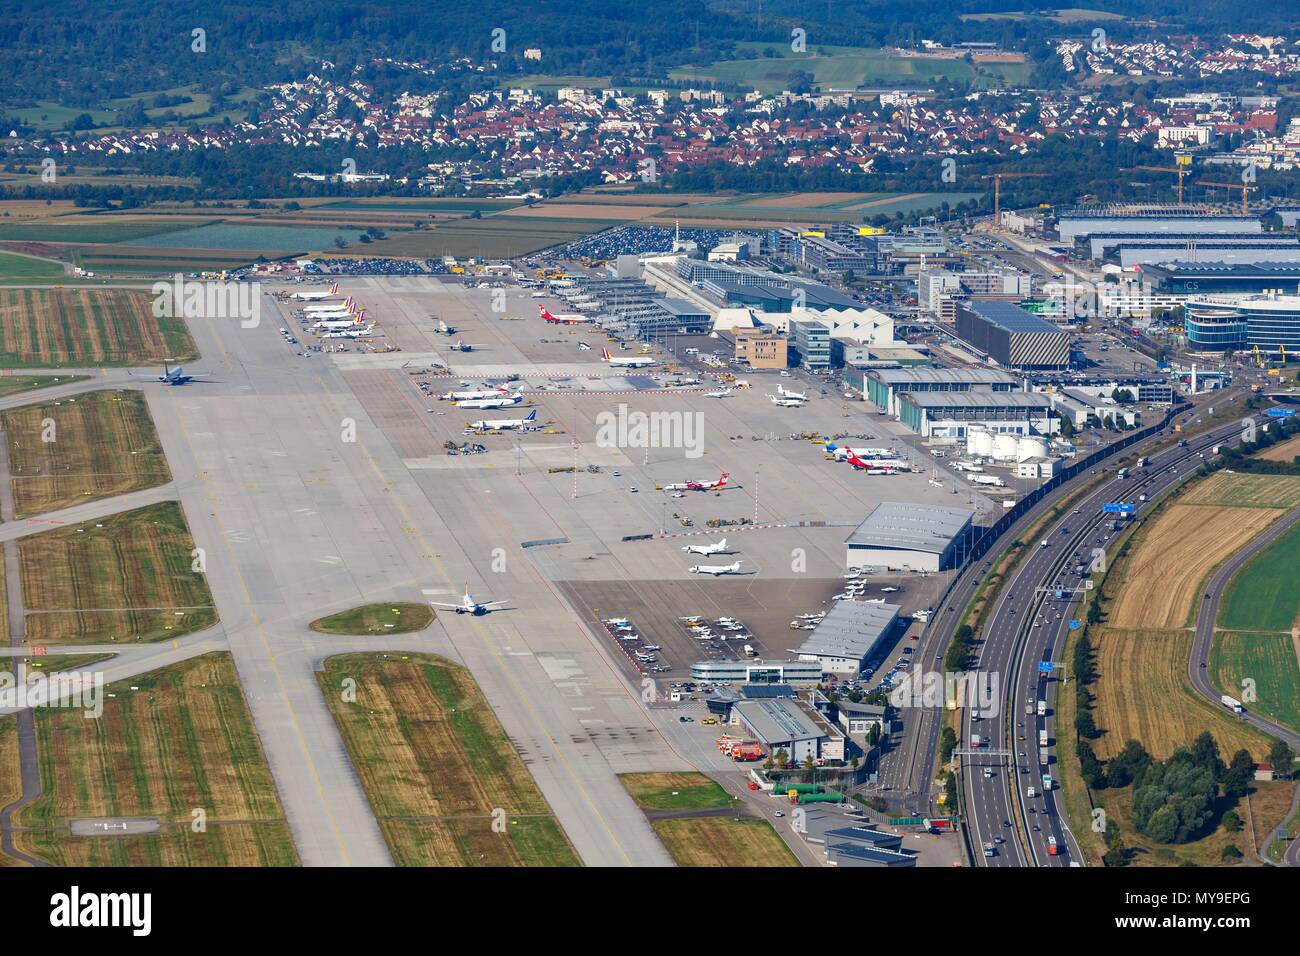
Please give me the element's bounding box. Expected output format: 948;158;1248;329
862;367;1020;417
1081;232;1295;262
1141;261;1300;294
897;390;1059;439
796;600;900;675
955;301;1070;370
731;697;846;763
732;327;789;368
1055;204;1261;244
1184;292;1300;352
690;659;823;685
1113;244;1300;269
843;502;974;574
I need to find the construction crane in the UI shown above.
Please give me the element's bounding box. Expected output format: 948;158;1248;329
1194;180;1257;216
980;172;1049;227
1130;154;1193;205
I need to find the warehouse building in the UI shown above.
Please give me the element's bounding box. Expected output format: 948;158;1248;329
732;697;846;763
862;367;1020;417
897;391;1059;438
955;301;1070;370
1114;243;1300;269
797;600;900;675
844;502;975;574
1140;261;1300;294
1055;204;1261;244
1082;232;1294;261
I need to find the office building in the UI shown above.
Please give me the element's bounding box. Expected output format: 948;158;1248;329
955;301;1070;370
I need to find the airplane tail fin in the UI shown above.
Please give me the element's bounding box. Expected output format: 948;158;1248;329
600;347;611;361
328;282;338;294
718;473;729;486
525;409;537;421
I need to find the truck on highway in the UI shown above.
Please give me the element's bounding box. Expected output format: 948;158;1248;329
1039;729;1049;747
983;841;996;858
1037;699;1047;717
1116;467;1128;479
1220;694;1245;715
970;734;982;749
1043;774;1054;791
1137;457;1148;468
1040;747;1051;766
1047;835;1059;856
1040;539;1050;549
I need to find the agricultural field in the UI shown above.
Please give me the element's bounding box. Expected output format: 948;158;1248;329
619;771;797;867
1255;434;1300;463
0;217;205;246
1108;503;1281;629
1218;520;1300;632
0;289;196;367
1;388;170;517
13;653;297;866
18;501;217;645
376;216;618;259
317;653;580;867
1211;631;1300;734
0;250;65;283
670;42;1029;94
308;603;434;636
1180;472;1300;509
1092;627;1272;761
121;222;368;252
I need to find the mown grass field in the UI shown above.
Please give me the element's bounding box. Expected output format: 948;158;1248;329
1180;472;1300;509
1092;627;1272;761
1211;630;1300;734
1;388;170;517
18;501;217;645
13;653;297;866
318;653;580;866
0;717;21;867
0;289;196;367
1218;519;1300;632
619;771;797;866
0;251;65;283
309;603;434;636
0;374;86;398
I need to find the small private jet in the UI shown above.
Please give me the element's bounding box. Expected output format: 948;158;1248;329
689;560;744;576
681;538;728;556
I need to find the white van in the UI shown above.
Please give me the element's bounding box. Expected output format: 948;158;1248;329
1027;786;1037;798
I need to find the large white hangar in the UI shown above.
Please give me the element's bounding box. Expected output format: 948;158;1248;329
845;501;975;573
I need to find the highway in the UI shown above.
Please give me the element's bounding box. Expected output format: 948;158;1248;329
963;408;1285;867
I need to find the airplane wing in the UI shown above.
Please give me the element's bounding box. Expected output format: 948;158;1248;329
428;601;465;610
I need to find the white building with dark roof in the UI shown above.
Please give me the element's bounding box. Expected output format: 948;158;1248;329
845;501;975;573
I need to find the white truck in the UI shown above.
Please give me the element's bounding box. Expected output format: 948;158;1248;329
1037;699;1047;717
1220;694;1245;715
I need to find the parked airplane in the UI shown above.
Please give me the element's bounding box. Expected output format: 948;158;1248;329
538;305;591;325
846;453;906;473
604;617;632;627
321;323;375;339
290;282;339;301
880;586;901;593
303;296;355;313
704;388;733;398
429;587;508;615
450;340;480;352
767;393;805;407
455;392;524;409
157;362;208;386
826;445;892;460
681;538;728;556
600;346;656;368
442;386;510;402
689;560;744;576
777;384;807;401
664;473;729;492
436;319;457;335
468;409;537;431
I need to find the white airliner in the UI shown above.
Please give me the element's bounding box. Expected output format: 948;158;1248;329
880;586;901;593
777;384;807;401
430;587;508;615
600;347;656;368
290;282;339;301
321;323;375;339
767;393;805;407
704;388;733;398
664;473;729;492
469;409;537;430
436;319;456;335
681;538;728;556
443;386;510;402
689;560;744;576
311;311;365;331
456;392;524;409
303;296;355;313
538;305;591;325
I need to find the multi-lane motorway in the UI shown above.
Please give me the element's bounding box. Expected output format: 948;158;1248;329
961;409;1286;866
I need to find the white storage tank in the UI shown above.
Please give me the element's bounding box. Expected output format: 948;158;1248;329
968;429;994;457
1017;437;1049;462
992;434;1020;461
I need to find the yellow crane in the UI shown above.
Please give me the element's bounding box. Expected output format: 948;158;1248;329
1130;154;1193;205
980;172;1049;227
1194;179;1256;216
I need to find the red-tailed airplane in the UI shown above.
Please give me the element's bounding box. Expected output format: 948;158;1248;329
664;472;729;492
846;454;901;474
538;305;591;325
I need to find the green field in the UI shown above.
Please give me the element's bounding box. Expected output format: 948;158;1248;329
619;772;737;810
1211;631;1300;734
1219;520;1300;632
0;373;86;397
121;222;366;252
0;219;205;245
0;251;65;283
671;42;1030;94
309;603;434;635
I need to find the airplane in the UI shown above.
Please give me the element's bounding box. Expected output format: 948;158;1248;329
290;282;339;301
468;409;537;431
600;347;656;369
436;319;457;336
681;538;728;556
704;388;733;398
767;393;805;407
777;384;807;401
689;560;743;576
156;362;208;386
429;587;508;615
321;323;375;339
641;644;661;652
664;473;729;492
578;342;592;351
443;386;510;402
455;392;524;409
302;296;355;313
605;617;632;627
538;305;591;325
451;340;481;352
880;586;901;593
